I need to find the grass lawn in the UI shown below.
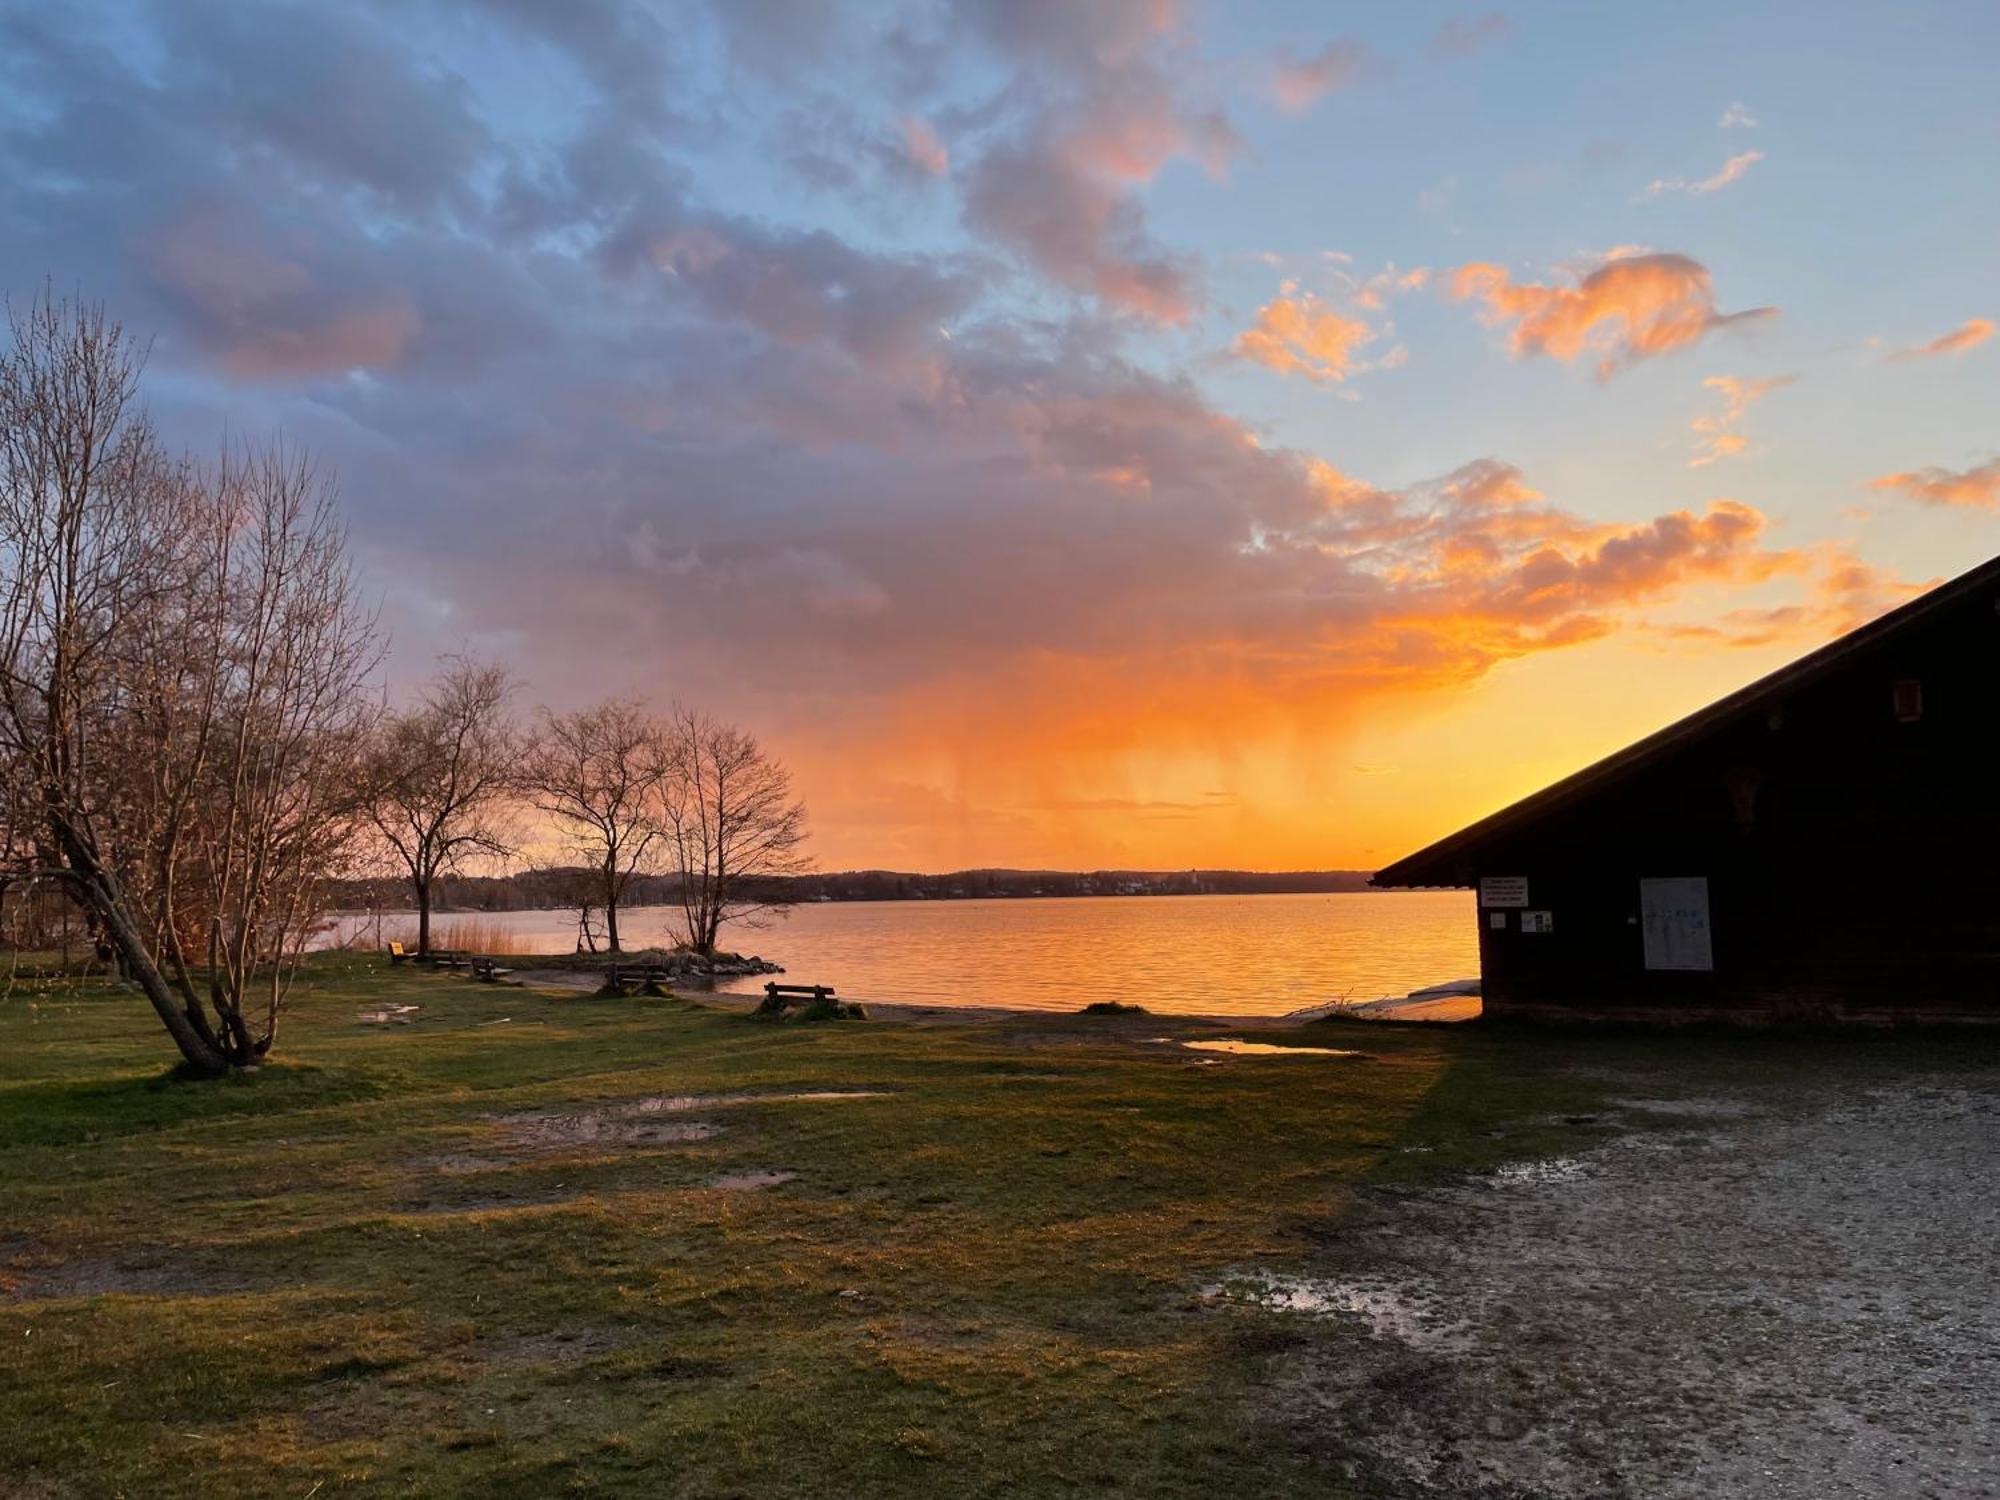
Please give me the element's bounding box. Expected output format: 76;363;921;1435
2;959;1988;1497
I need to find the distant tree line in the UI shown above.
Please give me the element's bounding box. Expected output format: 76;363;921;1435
326;865;1379;913
0;293;809;1076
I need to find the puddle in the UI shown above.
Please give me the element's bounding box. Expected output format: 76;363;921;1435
358;1004;421;1025
707;1170;797;1192
1210;1271;1466;1351
1153;1038;1362;1058
626;1091;886;1114
487;1091;885;1156
501;1116;717;1151
1488;1156;1589;1185
1607;1095;1752;1119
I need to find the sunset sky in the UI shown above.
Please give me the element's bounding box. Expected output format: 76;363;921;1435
4;1;1996;871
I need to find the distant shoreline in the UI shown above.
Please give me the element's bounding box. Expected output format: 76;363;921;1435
326;884;1459;919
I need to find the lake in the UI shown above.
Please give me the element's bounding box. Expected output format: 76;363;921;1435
337;890;1477;1017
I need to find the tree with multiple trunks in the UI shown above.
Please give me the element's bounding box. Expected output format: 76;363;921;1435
0;294;378;1074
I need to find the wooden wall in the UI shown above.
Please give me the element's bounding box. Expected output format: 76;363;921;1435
1467;583;2000;1023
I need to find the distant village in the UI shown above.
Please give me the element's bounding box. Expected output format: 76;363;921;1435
327;866;1380;914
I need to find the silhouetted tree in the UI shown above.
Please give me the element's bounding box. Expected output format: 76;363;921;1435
361;657;519;956
517;700;670;953
663;707;810;956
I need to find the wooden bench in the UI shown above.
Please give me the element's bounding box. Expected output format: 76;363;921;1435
429;949;470;971
597;963;675;998
757;982;835;1015
386;941;410;965
470;957;515;984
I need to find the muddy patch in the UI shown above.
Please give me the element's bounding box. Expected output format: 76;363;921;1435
4;1248;264;1303
479;1089;886;1157
706;1170;797;1192
622;1090;886;1114
498;1114;718;1151
469;1326;635;1367
425;1152;510;1175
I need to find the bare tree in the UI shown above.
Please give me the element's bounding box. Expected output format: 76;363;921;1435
166;443;377;1060
662;708;810;957
517;700;670;953
362;657;519;956
0;292;377;1074
0;292;225;1069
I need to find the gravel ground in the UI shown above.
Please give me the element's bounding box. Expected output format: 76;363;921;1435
1245;1074;2000;1499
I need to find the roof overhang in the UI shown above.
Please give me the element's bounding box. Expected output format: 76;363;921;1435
1371;551;2000;888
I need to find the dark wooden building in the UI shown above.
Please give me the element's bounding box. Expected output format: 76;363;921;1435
1372;554;2000;1024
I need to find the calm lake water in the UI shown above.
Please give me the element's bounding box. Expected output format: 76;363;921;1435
339;891;1477;1018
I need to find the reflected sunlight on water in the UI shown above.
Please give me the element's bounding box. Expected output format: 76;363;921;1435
336;890;1475;1017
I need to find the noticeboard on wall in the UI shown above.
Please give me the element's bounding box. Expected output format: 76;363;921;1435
1639;876;1713;971
1479;875;1529;908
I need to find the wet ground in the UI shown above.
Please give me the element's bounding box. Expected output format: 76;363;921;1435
1228;1072;2000;1498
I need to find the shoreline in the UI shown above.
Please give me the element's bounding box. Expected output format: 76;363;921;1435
508;966;1481;1026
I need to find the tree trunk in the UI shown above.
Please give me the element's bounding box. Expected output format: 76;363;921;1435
416;880;432;957
605;895;621;953
58;828;230;1077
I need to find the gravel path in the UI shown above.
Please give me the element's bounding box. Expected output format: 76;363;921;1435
1255;1076;2000;1498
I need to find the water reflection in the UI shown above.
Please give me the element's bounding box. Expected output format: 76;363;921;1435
332;890;1475;1018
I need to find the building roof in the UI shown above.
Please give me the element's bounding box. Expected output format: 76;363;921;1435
1371;551;2000;888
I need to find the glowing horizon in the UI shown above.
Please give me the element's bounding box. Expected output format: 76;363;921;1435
4;2;1994;872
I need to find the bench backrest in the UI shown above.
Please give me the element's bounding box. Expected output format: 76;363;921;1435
387;941;405;956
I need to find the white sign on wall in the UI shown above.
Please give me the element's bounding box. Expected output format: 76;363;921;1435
1521;910;1553;934
1479;876;1529;908
1639;876;1713;972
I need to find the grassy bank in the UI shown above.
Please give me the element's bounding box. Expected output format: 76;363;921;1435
2;960;1990;1497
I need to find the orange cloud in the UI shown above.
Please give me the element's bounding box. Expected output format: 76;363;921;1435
1645;548;1925;648
1689;373;1794;467
1870;458;2000;510
1447;251;1774;378
1234;289;1375;381
1888;318;1994;361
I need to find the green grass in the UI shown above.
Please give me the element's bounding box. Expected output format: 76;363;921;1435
3;959;1994;1497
